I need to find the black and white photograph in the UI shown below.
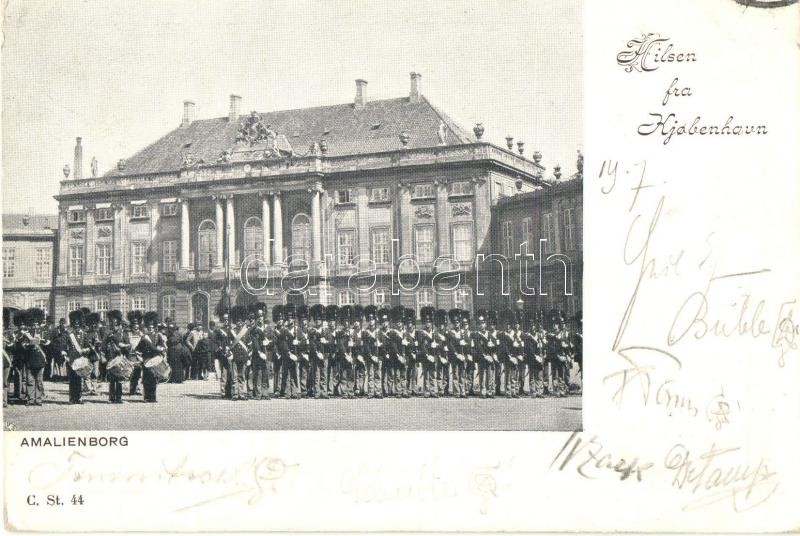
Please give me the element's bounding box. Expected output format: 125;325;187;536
2;0;582;432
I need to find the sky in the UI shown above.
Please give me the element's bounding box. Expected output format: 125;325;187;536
1;0;581;215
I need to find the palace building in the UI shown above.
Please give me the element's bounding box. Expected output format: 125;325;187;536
52;73;579;326
2;213;58;317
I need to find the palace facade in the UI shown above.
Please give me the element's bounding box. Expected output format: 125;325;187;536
52;73;579;326
2;213;58;317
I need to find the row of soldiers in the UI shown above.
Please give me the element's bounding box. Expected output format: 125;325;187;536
3;303;582;406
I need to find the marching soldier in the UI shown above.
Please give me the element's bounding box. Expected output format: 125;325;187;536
498;310;521;398
447;309;468;398
249;304;271;400
417;307;438;398
20;309;48;406
227;305;251;400
277;304;301;399
472;310;497;398
460;312;476;396
295;305;311;396
136;312;165;403
334;305;355;398
126;311;144;395
307;304;330;399
385;306;407;398
402;307;419;396
434;309;450;396
349;305;365;397
216;312;234;399
64;309;91;404
83;312;103;396
361;306;381;398
104;310;129;403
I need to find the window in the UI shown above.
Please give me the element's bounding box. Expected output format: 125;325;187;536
162;240;177;273
412;184;435;199
67;300;81;312
131;296;147;311
502;221;514;257
198;220;216;270
94;297;109;320
131;205;149;219
453;287;472;311
414;225;435;263
68;245;83;277
96;244;112;275
33;299;48;312
369;187;390;202
371;227;390;264
162;295;176;321
373;288;388;306
451;223;474;263
290;215;310;264
96;207;113;221
68;210;85;223
338;290;355;306
522;217;534;253
335;189;352;205
416;287;435;315
563;208;576;250
448;181;473;197
131;242;147;275
3;247;15;278
337;229;355;266
543;213;554;253
161;203;178;217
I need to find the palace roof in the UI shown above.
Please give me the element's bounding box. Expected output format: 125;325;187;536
106;96;476;177
2;214;58;238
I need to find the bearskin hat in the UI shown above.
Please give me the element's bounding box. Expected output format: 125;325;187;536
108;310;123;324
461;310;471;324
230;304;247;324
85;312;101;326
448;308;462;325
390;305;404;323
310;304;324;321
143;311;160;327
378;307;391;323
364;305;377;321
27;308;45;326
325;304;338;322
403;307;417;325
68;309;84;327
127;310;143;326
420;306;435;323
337;305;352;324
284;303;296;320
13;309;29;327
79;307;91;318
352;304;364;322
272;304;284;323
433;308;447;326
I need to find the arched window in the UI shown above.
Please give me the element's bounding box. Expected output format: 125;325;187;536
244;216;263;260
291;213;311;264
198;219;216;270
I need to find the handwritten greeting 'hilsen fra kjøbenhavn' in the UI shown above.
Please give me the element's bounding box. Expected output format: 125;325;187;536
617;33;768;144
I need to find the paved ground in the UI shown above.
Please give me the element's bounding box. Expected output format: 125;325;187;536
3;379;582;431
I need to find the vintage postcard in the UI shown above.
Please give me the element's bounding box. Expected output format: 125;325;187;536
2;0;798;532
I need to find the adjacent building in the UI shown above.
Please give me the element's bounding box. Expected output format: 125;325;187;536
52;73;579;326
2;213;58;317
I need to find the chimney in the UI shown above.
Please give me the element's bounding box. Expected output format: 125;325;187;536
182;100;195;127
409;72;422;103
354;79;368;108
73;137;83;180
229;94;241;122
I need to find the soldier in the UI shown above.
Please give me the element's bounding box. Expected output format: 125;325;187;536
126;311;144;395
271;307;284;397
295;305;311;396
460;312;476;396
447;309;468;398
104;310;129;404
278;304;301;399
361;305;381;398
334;305;355;398
401;308;418;396
249;305;271;400
3;309;14;407
498;310;521;398
571;312;583;392
21;309;48;406
216;312;234;399
82;312;103;396
434;309;450;396
472;310;497;398
417;307;438;398
385;306;407;398
63;310;91;404
307;304;329;399
136;312;165;403
228;305;251;400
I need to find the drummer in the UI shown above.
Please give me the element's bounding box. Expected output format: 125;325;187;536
136;312;166;403
104;310;129;404
64;310;91;404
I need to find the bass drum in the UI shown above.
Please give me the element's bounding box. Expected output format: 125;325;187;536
144;354;171;383
107;355;134;381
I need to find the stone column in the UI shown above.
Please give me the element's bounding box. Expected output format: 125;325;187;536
225;195;236;267
261;193;271;265
435;180;450;258
180;198;191;269
311;187;322;263
214;196;224;268
85;206;95;274
273;192;283;265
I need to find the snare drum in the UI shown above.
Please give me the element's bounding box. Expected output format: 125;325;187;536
70;357;93;378
107;355;133;381
144;355;171;383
